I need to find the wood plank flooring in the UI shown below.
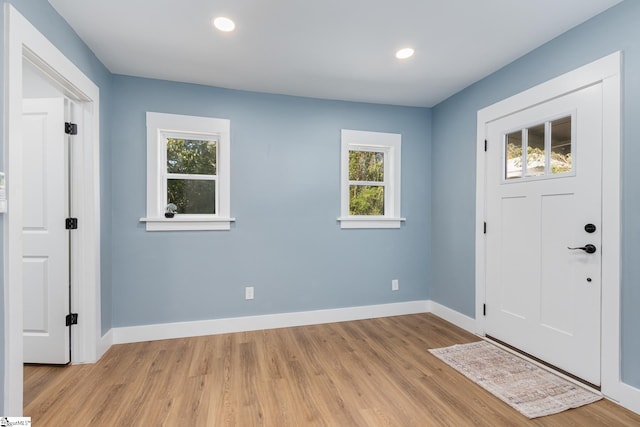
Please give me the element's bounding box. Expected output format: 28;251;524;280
24;313;640;426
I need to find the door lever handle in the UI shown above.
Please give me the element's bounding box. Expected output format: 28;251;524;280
567;244;596;254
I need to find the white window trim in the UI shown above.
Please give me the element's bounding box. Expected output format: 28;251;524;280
141;112;234;231
338;129;405;229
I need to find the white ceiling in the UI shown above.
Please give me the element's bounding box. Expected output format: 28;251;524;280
48;0;621;107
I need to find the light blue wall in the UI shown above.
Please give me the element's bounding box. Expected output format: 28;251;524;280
431;0;640;388
111;76;431;326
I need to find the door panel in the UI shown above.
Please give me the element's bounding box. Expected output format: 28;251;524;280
23;257;49;332
485;84;602;385
499;196;531;320
540;193;577;335
22;98;70;364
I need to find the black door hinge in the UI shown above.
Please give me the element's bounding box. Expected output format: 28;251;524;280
66;313;78;326
484;139;487;152
483;222;487;234
65;218;78;230
65;122;78;135
483;304;486;316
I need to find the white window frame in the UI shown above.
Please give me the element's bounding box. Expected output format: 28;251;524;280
141;112;234;231
163;131;219;214
338;129;405;229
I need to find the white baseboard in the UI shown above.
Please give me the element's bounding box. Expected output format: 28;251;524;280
612;381;640;416
97;328;114;359
427;300;477;334
112;300;430;344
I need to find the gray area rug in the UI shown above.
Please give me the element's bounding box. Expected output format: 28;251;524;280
429;341;602;419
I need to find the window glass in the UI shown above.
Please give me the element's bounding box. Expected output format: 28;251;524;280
165;136;218;215
349;185;384;215
551;117;572;174
349;150;384;182
167;138;217;175
505;131;522;179
348;149;385;215
168;179;216;214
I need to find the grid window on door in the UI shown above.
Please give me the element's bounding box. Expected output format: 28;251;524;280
164;135;218;215
504;115;573;181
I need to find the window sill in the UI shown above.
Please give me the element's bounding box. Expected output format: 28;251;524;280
337;216;405;229
140;216;235;231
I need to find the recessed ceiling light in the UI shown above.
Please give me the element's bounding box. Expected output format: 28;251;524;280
213;16;236;32
395;48;415;60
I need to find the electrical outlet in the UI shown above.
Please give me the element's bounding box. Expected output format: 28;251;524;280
392;279;399;291
245;286;254;300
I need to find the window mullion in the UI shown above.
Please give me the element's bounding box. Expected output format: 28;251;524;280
544;121;552;174
348;180;384;187
522;128;529;177
167;173;217;180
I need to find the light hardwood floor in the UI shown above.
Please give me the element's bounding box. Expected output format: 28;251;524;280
24;313;640;426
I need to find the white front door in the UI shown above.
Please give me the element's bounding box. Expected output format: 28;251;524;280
485;83;603;385
22;98;71;364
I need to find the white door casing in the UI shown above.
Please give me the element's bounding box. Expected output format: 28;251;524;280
485;84;602;385
475;52;632;408
22;98;70;364
5;5;102;415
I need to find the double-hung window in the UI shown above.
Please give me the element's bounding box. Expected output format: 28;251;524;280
141;112;233;231
338;129;404;229
165;133;218;214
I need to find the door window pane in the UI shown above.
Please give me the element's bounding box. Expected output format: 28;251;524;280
168;179;216;214
526;124;546;177
349;185;384;215
551;117;572;174
505;131;523;179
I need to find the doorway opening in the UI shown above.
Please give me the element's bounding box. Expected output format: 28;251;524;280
475;52;621;401
484;83;603;385
22;59;83;365
4;5;102;415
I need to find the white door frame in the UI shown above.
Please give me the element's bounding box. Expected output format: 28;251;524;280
4;5;102;415
475;52;630;406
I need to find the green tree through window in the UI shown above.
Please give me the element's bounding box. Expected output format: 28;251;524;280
166;138;217;214
348;150;385;215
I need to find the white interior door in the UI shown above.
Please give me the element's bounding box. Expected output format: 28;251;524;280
485;83;602;385
22;97;70;364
